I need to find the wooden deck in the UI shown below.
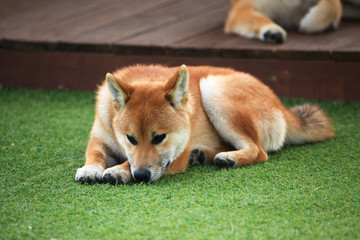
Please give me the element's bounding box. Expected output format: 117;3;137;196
1;0;360;100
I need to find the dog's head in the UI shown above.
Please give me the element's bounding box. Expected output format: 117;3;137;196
106;65;191;183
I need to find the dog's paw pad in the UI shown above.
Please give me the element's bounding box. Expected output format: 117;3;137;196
75;165;104;184
263;31;284;44
189;149;206;166
214;154;235;168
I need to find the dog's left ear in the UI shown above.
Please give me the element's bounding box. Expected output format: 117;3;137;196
165;65;189;108
106;73;131;111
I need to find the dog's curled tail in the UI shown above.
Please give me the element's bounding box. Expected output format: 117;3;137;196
284;104;334;145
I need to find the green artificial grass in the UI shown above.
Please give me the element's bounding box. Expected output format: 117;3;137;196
0;88;359;240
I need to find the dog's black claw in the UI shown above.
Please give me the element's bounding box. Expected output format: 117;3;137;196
227;158;235;167
198;151;205;165
103;173;117;185
215;158;229;168
264;31;284;44
77;175;102;184
77;177;85;184
85;176;96;184
214;157;235;168
103;173;122;185
95;176;103;184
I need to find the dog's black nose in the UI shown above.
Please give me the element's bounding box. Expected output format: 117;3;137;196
133;169;151;183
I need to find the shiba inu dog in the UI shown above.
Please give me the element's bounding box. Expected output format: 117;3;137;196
75;65;334;184
225;0;342;43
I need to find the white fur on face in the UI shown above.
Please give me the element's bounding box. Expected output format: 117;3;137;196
124;128;190;183
148;132;188;183
114;130;133;165
168;128;191;163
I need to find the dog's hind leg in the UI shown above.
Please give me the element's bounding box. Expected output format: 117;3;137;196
205;114;267;167
225;2;286;43
299;0;342;33
200;75;268;167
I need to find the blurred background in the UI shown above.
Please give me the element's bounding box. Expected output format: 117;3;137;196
0;0;359;100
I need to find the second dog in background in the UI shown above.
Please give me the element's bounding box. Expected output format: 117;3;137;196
225;0;342;43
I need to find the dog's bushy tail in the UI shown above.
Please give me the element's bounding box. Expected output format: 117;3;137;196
284;104;334;145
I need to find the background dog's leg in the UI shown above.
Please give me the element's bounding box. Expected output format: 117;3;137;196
102;161;132;184
75;139;106;184
300;0;342;33
225;3;286;43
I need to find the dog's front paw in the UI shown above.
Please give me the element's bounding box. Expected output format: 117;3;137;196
102;166;132;185
214;153;235;168
260;24;286;44
75;165;105;184
189;149;206;166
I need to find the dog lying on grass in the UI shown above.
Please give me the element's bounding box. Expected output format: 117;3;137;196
75;65;334;184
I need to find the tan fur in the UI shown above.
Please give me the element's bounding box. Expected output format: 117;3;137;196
225;0;342;43
75;65;334;184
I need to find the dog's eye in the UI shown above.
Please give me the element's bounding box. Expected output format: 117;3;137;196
126;135;137;145
152;134;166;145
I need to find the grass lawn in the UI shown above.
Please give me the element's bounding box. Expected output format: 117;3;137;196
0;88;359;240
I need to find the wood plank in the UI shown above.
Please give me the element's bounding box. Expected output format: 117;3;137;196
0;0;118;39
173;20;360;59
119;3;229;45
179;21;360;51
275;21;360;51
176;27;253;49
0;0;50;38
0;0;359;61
1;49;359;101
0;0;47;20
75;0;223;43
336;26;360;51
16;0;177;42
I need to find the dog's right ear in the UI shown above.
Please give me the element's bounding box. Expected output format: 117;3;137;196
165;65;189;109
106;73;131;110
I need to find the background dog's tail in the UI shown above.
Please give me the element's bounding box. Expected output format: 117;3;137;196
284;104;334;145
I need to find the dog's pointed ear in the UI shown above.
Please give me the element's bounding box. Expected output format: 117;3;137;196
106;73;131;110
165;65;189;108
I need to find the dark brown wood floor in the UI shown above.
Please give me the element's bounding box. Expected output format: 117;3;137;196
1;0;359;100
